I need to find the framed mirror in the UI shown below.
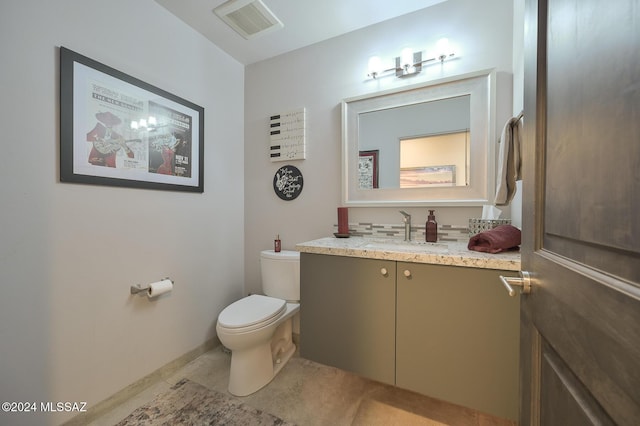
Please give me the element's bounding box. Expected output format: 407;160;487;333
342;69;496;206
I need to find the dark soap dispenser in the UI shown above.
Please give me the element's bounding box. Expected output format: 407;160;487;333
426;210;438;242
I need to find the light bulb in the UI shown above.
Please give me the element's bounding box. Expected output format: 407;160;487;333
368;56;382;78
436;38;450;61
401;48;414;69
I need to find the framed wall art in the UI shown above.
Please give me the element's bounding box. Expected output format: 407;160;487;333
400;165;456;188
59;47;204;192
358;150;379;189
273;165;303;200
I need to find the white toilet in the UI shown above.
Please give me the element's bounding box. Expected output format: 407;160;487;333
216;249;300;396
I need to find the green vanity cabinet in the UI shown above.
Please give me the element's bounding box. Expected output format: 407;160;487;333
300;252;519;421
396;262;519;421
300;253;397;385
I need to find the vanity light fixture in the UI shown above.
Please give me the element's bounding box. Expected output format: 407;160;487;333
367;38;456;79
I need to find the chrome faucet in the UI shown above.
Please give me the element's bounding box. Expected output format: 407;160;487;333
399;210;412;241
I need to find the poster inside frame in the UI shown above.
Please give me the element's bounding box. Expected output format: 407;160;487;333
60;47;204;192
358;150;379;189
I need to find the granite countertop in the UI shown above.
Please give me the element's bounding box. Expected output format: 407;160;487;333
296;236;521;271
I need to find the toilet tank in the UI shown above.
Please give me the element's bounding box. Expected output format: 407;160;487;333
260;250;300;301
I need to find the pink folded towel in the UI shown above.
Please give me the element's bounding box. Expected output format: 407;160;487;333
467;224;521;253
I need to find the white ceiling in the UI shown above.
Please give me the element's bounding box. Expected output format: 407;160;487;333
154;0;447;65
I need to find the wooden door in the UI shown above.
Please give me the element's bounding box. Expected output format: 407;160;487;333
521;0;640;424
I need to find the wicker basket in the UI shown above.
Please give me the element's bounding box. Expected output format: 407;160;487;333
468;218;512;237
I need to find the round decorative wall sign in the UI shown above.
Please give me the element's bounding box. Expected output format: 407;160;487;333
273;165;303;201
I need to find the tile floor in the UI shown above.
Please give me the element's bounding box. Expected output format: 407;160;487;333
86;346;515;426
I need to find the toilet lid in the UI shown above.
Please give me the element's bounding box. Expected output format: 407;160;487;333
218;294;286;329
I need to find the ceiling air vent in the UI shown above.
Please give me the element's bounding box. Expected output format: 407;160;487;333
213;0;283;40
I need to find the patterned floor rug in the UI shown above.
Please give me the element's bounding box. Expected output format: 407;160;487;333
117;378;296;425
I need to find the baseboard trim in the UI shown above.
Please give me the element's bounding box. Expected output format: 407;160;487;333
64;337;220;425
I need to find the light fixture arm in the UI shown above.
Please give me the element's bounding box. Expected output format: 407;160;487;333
367;40;456;80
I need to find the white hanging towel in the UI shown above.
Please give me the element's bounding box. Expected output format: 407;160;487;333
494;114;522;206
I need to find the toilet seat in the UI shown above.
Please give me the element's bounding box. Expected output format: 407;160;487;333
218;294;286;332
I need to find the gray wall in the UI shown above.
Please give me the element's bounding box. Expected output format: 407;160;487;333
243;0;520;295
0;0;526;424
0;1;245;425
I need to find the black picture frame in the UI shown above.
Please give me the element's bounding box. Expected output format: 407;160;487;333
60;47;204;192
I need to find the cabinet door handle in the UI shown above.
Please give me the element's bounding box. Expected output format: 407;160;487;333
403;269;412;278
380;268;388;276
499;271;531;296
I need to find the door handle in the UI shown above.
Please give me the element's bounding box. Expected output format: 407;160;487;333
499;271;531;296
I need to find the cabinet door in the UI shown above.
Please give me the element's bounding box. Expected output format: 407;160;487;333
300;253;396;385
396;262;519;421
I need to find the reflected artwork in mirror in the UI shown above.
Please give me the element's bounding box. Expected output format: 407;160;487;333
358;149;379;189
399;129;470;188
342;70;497;206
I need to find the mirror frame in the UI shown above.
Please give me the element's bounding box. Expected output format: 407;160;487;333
342;69;496;206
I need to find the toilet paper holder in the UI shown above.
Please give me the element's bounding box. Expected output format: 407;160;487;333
130;278;173;295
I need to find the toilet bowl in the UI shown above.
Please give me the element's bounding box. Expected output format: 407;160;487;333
216;250;300;396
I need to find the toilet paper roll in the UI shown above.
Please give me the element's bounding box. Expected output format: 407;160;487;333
147;279;173;298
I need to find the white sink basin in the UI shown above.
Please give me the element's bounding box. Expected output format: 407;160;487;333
361;238;449;253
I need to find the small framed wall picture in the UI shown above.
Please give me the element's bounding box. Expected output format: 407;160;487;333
358;150;379;189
